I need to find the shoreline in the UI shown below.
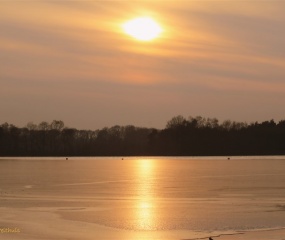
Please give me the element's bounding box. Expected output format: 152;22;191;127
213;227;285;240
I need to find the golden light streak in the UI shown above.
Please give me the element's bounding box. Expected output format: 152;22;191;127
135;159;156;230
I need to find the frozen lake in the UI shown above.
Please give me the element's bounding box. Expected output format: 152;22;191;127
1;156;285;239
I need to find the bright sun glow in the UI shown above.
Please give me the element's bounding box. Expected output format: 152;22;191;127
123;17;162;41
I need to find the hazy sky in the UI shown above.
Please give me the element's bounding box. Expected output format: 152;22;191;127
1;0;285;130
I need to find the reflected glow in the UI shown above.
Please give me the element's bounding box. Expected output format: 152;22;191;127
139;159;153;174
137;200;154;230
135;159;156;230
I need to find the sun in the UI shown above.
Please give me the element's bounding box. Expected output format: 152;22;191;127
122;17;162;41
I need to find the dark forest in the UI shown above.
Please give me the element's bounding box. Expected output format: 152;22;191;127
1;116;285;156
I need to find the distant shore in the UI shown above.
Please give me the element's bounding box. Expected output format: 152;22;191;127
1;116;285;156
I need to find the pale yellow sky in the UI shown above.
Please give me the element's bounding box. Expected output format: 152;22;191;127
1;1;285;129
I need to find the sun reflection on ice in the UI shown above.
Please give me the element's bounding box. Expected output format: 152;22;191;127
137;200;155;230
135;159;156;230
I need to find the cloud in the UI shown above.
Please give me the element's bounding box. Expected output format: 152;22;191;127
1;1;285;129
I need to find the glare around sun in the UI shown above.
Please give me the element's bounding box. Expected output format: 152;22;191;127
122;17;162;41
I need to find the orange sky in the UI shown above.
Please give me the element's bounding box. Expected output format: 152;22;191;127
1;1;285;129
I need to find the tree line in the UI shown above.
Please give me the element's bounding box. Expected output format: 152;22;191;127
0;116;285;156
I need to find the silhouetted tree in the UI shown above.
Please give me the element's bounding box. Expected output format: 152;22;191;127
0;116;285;156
